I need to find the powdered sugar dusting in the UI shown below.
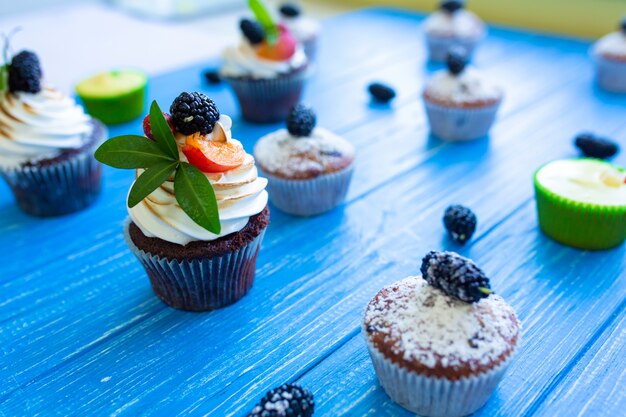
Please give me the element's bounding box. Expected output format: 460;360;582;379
253;127;355;178
364;276;520;370
424;69;503;105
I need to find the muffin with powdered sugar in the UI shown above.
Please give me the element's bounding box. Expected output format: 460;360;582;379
363;251;521;417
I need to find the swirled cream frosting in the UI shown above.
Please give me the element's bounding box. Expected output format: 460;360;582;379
220;40;307;79
0;87;93;168
128;115;269;245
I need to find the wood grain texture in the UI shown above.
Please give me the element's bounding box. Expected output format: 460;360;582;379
0;7;625;417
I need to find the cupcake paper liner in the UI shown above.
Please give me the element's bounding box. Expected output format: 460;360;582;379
124;219;267;311
534;172;626;250
593;54;626;93
426;35;481;62
259;165;354;216
0;120;106;217
224;69;309;123
364;335;516;417
424;99;501;141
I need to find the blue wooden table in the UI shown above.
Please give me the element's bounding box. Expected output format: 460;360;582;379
1;8;625;417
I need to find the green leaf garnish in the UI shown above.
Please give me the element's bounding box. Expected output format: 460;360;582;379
149;100;179;161
249;0;278;44
0;64;7;92
94;98;221;233
175;162;221;234
94;135;175;168
128;161;178;208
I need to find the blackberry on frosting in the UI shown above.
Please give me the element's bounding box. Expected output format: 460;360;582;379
170;92;220;135
440;0;464;14
8;50;42;94
248;383;314;417
446;46;469;76
286;104;316;137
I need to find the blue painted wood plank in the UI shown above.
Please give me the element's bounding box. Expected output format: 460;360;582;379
296;201;626;417
0;36;604;399
1;7;625;417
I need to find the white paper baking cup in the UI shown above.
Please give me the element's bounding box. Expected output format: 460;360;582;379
124;219;267;311
424;99;501;141
0;120;106;217
259;165;354;216
426;35;482;62
594;54;626;93
364;332;517;417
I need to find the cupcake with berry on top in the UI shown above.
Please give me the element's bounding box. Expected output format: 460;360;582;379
95;92;269;311
278;2;321;61
0;40;106;216
424;0;486;62
423;46;503;141
592;17;626;93
220;0;308;123
363;251;521;417
254;104;355;216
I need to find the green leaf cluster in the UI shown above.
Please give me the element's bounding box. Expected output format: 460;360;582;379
249;0;279;44
94;100;221;234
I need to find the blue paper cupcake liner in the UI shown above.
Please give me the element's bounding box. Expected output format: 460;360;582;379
424;99;501;141
594;54;626;93
124;219;267;311
259;165;354;216
0;120;106;217
224;69;309;123
426;35;482;62
364;331;518;417
303;37;319;62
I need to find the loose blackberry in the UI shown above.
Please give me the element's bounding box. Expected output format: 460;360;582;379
420;251;491;303
286;104;316;137
574;132;619;159
170;92;220;135
279;3;301;18
248;384;314;417
446;46;468;76
240;18;266;45
8;50;42;94
443;205;477;244
203;69;221;85
440;0;464;14
368;82;396;103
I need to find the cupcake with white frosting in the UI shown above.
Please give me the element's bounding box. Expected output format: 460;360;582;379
363;251;521;417
534;158;626;250
424;0;486;62
254;104;355;216
592;18;626;93
220;0;308;123
95;92;269;311
0;49;105;216
423;46;503;141
278;2;321;61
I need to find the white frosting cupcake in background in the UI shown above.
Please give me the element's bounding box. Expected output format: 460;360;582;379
592;18;626;93
424;0;486;62
278;2;321;61
0;49;106;217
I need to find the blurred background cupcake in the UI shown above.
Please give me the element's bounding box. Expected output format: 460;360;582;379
0;45;105;217
423;46;502;141
534;158;626;250
423;0;486;62
363;251;521;417
254;104;355;216
592;17;626;93
278;2;321;62
220;0;309;123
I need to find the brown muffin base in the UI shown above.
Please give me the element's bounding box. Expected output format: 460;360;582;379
364;285;519;381
128;205;270;261
423;91;501;109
